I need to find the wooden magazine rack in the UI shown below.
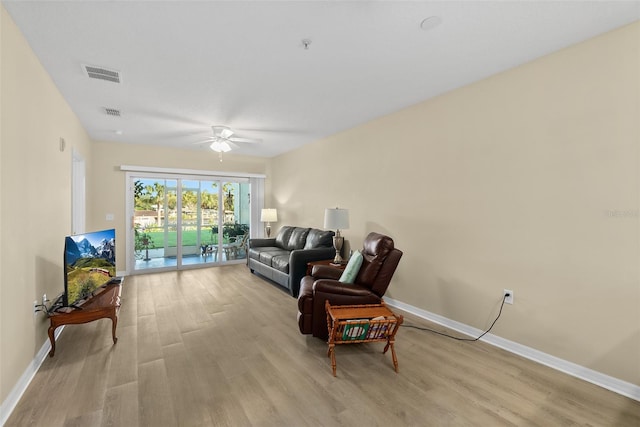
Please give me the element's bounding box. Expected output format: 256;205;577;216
325;301;403;376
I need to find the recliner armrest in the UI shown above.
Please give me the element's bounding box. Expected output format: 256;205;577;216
311;265;342;280
313;280;374;297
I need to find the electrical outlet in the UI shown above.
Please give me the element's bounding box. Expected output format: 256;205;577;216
504;289;514;305
33;300;39;317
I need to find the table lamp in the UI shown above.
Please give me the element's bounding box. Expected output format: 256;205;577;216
324;207;349;264
261;208;278;237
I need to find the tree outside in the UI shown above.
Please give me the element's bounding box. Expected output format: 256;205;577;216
133;179;247;254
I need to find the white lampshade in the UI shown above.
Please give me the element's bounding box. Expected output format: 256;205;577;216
324;208;349;230
261;208;278;222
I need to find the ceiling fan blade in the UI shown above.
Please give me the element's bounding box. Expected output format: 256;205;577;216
220;128;234;139
212;125;233;139
227;141;241;150
193;137;216;145
197;125;262;149
229;136;262;144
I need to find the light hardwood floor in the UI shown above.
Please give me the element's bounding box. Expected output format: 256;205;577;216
6;265;640;426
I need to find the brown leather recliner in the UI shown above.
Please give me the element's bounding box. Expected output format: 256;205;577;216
297;232;403;340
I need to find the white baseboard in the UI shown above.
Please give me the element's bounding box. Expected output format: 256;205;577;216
0;327;63;426
384;297;640;402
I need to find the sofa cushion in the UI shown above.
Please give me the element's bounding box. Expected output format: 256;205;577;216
271;255;290;273
304;229;334;249
258;252;275;265
287;227;310;250
248;246;278;261
257;248;290;266
275;226;294;249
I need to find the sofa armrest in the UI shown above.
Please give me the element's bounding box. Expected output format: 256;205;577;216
290;247;336;265
288;247;337;297
248;238;276;248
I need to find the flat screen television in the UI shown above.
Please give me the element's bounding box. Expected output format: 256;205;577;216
63;228;116;307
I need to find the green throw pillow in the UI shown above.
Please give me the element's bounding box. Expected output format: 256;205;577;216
339;250;363;284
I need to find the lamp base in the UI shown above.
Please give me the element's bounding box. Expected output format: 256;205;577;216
265;224;272;238
332;236;344;264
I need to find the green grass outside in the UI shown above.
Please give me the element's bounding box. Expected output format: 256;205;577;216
143;229;229;248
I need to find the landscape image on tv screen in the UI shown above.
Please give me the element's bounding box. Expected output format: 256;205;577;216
64;228;116;306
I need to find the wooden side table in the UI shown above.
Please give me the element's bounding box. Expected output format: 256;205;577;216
325;301;403;376
47;281;122;357
306;259;346;276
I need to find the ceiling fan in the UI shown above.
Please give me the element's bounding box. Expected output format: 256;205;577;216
197;125;261;161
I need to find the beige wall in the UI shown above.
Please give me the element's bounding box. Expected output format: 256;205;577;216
1;6;94;403
270;22;640;385
89;141;268;270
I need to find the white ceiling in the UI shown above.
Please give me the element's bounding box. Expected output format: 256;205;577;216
3;1;639;158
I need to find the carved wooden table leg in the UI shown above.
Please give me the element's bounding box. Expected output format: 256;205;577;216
110;312;118;344
48;325;57;357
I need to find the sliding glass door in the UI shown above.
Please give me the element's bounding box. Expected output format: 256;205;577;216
219;181;251;263
130;174;250;273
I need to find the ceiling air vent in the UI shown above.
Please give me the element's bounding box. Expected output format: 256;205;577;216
82;64;121;83
104;107;121;117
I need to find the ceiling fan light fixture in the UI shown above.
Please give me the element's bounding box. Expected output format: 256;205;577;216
210;140;231;152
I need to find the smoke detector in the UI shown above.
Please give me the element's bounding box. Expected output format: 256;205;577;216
420;16;442;31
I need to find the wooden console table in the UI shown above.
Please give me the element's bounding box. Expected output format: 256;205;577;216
325;301;403;376
47;280;122;357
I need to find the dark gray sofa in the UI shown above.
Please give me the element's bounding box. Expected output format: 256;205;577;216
248;226;335;297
